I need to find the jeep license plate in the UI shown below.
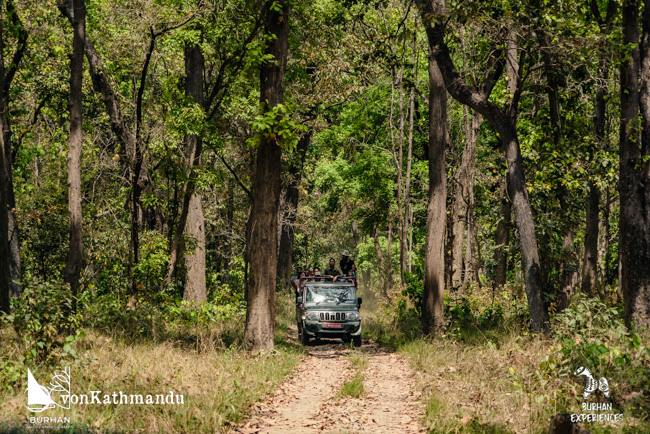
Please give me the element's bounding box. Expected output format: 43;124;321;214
323;322;343;329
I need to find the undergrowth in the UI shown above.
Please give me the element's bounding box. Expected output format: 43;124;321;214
367;282;650;433
0;280;302;432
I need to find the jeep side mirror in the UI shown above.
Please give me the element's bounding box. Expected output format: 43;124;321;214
296;296;303;304
357;297;362;308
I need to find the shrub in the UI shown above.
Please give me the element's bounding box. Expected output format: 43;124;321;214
3;279;82;364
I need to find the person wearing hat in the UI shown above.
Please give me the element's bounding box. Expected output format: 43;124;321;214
340;250;355;276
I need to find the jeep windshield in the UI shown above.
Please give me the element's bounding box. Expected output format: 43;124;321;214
304;286;355;305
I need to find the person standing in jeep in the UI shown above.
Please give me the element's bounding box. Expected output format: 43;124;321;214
340;250;355;276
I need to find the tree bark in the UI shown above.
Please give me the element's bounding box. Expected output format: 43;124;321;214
581;179;600;297
373;226;386;297
494;175;511;287
417;2;550;333
244;0;288;351
181;44;206;303
352;220;370;290
619;0;650;330
582;1;616;297
277;131;310;291
1;0;27;299
183;192;206;303
165;43;207;305
0;152;9;313
452;107;482;287
0;89;9;313
63;0;86;310
421;44;447;336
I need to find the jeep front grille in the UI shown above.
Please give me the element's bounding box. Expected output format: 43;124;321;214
320;312;345;321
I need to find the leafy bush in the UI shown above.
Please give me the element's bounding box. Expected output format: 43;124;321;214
537;295;650;420
3;279;82;364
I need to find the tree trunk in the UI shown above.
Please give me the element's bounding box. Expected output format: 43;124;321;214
165;43;207;305
180;43;206;303
619;0;650;330
421;45;447;336
244;0;288;351
494;175;511;287
0;107;9;313
63;0;86;310
1;1;27;299
452;107;482;287
581;179;600;297
386;218;393;292
451;108;469;288
183;192;206;303
352;220;370;290
418;4;550;334
582;1;616;298
277;132;310;291
59;1;156;292
373;226;386;297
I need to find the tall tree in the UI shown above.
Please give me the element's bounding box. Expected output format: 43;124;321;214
620;0;650;330
417;0;550;334
244;0;289;351
63;0;86;309
165;43;207;303
1;0;27;299
582;0;617;297
420;42;448;336
0;103;8;314
277;131;310;291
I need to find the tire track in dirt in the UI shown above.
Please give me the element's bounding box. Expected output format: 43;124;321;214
234;325;424;433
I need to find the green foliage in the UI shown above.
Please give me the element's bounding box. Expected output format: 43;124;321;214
133;231;171;293
2;279;82;364
248;103;308;151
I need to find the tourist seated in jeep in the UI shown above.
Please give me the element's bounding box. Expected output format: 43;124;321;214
323;258;341;278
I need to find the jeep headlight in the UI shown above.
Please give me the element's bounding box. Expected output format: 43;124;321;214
347;312;361;321
305;311;320;321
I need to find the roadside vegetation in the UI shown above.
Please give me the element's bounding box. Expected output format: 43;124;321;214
0;287;302;432
364;284;650;433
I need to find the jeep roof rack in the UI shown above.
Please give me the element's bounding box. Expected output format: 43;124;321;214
302;275;356;282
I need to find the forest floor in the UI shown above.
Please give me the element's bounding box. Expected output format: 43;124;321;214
233;324;425;433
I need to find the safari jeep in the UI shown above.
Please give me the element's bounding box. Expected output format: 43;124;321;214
296;276;362;347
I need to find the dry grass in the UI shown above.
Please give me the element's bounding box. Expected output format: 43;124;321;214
0;293;303;432
402;328;649;433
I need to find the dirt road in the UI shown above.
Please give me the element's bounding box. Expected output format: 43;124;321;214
234;326;424;433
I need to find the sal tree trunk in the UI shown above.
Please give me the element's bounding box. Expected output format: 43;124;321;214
417;1;550;333
1;1;27;299
619;0;650;330
0;117;9;313
165;43;207;303
64;0;86;310
421;45;447;336
244;0;288;351
494;175;511;287
277;132;310;291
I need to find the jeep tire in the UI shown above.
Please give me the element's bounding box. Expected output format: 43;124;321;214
353;335;361;347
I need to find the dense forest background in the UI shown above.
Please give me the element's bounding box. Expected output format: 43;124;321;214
1;0;650;431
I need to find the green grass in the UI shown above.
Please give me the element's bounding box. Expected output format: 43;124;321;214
339;372;364;398
347;351;368;370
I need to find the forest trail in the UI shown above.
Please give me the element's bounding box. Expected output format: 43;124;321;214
234;325;424;433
